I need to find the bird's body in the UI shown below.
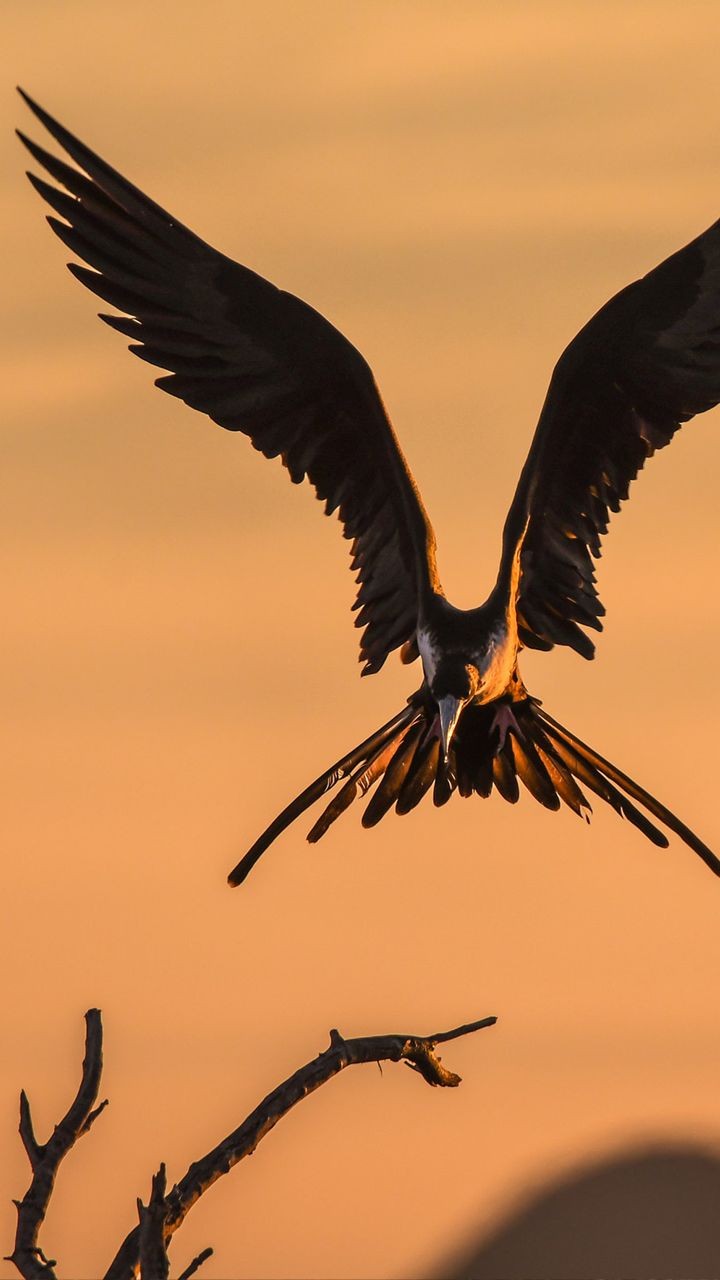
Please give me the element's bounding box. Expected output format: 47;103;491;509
418;604;517;706
16;89;720;884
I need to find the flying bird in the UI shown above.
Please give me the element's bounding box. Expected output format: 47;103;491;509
17;89;720;885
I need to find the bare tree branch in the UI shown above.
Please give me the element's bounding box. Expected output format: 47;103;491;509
137;1165;170;1280
105;1014;497;1279
7;1009;497;1278
6;1008;107;1280
176;1246;213;1280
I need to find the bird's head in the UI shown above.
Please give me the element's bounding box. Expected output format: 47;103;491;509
430;660;482;762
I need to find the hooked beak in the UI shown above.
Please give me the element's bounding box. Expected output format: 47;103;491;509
438;694;464;763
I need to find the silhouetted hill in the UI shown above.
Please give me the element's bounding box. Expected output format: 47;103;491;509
431;1142;720;1279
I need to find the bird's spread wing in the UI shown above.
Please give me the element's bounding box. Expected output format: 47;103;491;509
17;90;439;675
501;218;720;658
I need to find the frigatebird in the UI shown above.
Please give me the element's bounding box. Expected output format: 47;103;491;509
17;89;720;885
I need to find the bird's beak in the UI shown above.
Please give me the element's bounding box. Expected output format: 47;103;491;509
438;695;463;763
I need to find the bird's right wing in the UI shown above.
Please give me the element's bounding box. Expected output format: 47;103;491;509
18;90;439;675
498;216;720;658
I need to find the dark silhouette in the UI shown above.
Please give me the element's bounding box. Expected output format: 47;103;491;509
17;90;720;884
430;1143;720;1280
7;1009;495;1279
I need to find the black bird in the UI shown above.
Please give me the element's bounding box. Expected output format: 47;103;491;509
17;89;720;885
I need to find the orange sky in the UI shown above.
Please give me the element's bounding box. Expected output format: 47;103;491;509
3;3;720;1276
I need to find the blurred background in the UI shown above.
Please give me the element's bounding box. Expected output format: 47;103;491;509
3;2;720;1276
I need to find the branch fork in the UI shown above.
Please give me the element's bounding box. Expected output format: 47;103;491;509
9;1009;497;1279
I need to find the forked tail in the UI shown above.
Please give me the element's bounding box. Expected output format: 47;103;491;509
228;693;719;886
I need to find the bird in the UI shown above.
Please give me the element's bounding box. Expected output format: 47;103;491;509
16;88;720;887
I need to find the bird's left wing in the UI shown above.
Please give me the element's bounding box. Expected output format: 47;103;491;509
499;217;720;659
17;90;439;675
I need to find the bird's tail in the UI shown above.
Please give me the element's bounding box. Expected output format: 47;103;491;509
227;693;719;886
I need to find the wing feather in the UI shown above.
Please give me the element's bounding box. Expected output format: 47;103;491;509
501;219;720;656
18;90;439;674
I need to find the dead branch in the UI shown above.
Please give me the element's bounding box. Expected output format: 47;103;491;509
6;1008;107;1280
7;1009;496;1279
105;1014;496;1279
175;1247;213;1280
137;1165;170;1280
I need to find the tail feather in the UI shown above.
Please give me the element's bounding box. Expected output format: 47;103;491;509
229;693;719;886
363;721;425;827
469;726;494;797
532;737;591;818
227;703;417;886
542;727;670;848
533;722;619;809
492;744;520;804
536;707;720;875
396;734;441;815
508;728;561;811
433;762;455;807
306;772;362;845
307;733;403;844
452;703;494;797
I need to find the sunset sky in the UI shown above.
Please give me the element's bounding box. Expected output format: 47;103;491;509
3;3;720;1276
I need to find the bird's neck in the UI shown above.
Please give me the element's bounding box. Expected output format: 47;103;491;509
418;587;520;702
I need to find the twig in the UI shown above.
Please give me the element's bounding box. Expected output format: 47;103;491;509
176;1246;214;1280
137;1165;170;1280
105;1014;497;1279
6;1009;107;1280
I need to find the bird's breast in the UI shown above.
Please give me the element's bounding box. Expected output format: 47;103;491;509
418;611;518;702
476;623;518;702
417;625;441;685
